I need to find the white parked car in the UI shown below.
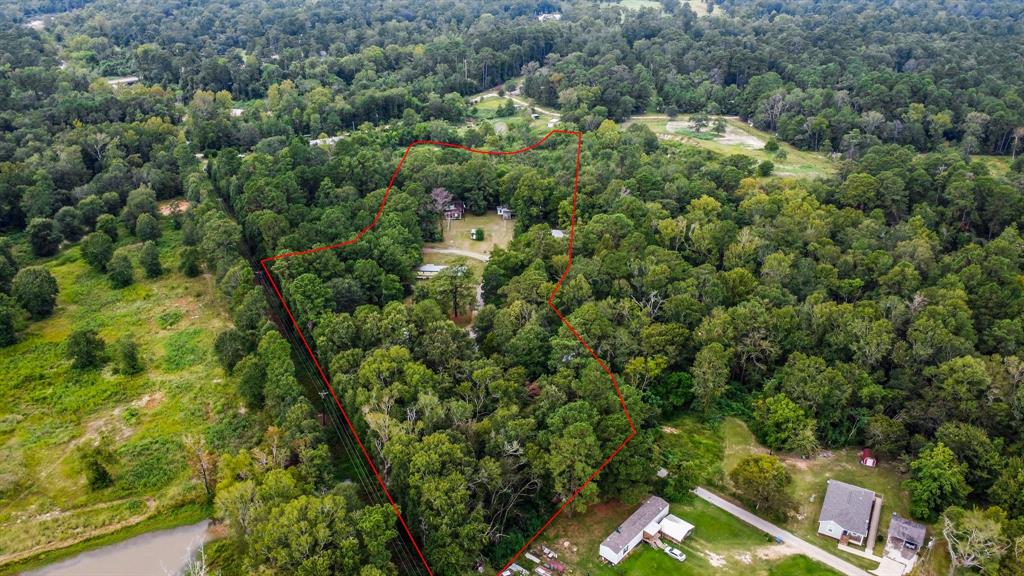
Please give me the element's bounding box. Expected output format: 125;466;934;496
664;546;686;562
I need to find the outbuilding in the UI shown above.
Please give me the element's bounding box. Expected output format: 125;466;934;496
659;514;695;543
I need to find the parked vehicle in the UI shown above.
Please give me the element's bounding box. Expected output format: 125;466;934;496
664;546;686;562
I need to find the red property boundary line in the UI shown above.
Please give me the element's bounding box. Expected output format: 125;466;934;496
259;129;636;576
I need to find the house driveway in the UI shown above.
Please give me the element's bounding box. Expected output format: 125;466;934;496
693;487;875;576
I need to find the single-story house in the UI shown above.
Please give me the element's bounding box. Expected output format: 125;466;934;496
888;514;926;551
416;264;447;279
537;13;562;21
818;480;877;546
497;205;514;220
659;515;695;543
599;496;669;565
550;229;566;238
444;201;465;220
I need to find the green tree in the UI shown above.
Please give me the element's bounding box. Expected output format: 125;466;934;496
135;213;161;241
692;343;731;415
26;218;63;257
54;206;83;241
107;252;134;288
942;506;1009;576
67;328;106;369
139;241;162;278
905;443;970;521
95;213;119;240
179;246;201;277
81;232;114;272
0;299;17;347
728;454;794;520
756;160;774;177
114;335;143;374
12;266;58;319
425;259;477;317
214;328;249;373
121;186;158;231
753;393;817;453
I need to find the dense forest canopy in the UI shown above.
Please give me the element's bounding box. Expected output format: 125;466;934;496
1;0;1024;575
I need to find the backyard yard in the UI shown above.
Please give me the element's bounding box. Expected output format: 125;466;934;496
536;497;840;576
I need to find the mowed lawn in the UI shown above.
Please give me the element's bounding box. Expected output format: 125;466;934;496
425;211;514;256
536;497;840;576
0;219;256;570
719;417;951;569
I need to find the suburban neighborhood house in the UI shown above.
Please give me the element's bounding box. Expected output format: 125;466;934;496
415;263;447;279
883;513;927;571
817;480;880;546
598;496;694;565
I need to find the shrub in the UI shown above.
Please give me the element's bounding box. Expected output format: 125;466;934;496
757;160;775;176
67;328;106;369
764;137;780;152
135;213;161;241
114;335;143;375
54;206;83;241
26;218;63;257
81;232;114;272
12;267;58;319
179;246;201;277
108;252;134;288
95;213;119;240
139;241;162;278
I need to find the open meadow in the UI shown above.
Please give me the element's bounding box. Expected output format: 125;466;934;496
0;221;255;573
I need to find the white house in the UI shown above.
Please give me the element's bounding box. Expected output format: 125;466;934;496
659;514;695;543
599;496;669;565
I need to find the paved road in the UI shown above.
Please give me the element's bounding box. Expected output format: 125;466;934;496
693;487;875;576
422;247;490;261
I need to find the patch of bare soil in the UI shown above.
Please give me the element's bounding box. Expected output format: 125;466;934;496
660;425;680;434
158;199;192;216
133;391;165;411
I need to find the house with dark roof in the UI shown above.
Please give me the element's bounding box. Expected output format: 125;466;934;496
888;514;926;551
817;480;877;545
443;201;465;220
599;496;669;565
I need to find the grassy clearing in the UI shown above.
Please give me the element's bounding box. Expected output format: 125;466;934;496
618;0;662;10
428;211;514;255
720;417;950;569
537;497;838;575
0;218;257;568
626;116;836;179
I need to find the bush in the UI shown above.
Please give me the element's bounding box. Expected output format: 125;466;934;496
67;328;106;369
114;335;144;374
54;206;83;241
764;137;780;152
77;195;105;229
135;213;161;241
77;444;115;491
179;246;201;277
95;213;119;240
757;160;775;177
214;328;249;373
107;252;134;288
81;232;114;272
0;301;17;347
139;241;162;278
26;218;63;257
12;267;58;319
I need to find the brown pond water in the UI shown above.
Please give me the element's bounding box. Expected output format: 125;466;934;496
22;520;211;576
